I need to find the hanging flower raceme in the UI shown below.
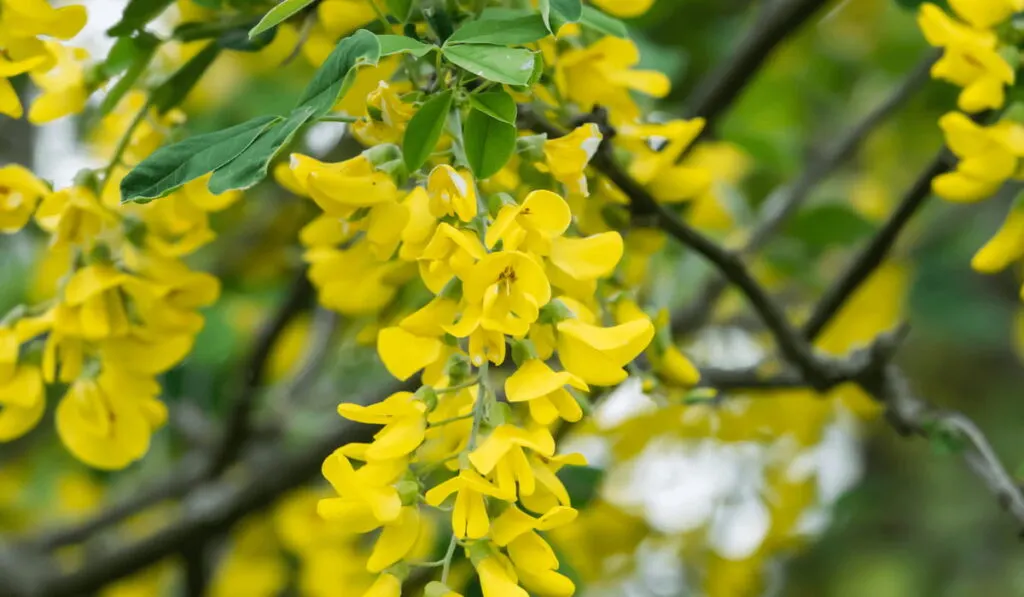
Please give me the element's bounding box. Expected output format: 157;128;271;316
931;112;1024;203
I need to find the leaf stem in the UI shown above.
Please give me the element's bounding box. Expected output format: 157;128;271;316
102;98;152;195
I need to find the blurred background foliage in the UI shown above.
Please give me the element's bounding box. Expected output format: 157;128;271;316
2;0;1024;595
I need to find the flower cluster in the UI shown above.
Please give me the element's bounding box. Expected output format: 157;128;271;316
0;88;234;468
916;2;1024;296
0;0;88;122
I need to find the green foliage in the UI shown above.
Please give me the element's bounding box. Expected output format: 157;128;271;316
446;12;550;46
442;44;537;86
385;0;414;22
120;116;281;203
468;89;517;124
248;0;317;39
787;204;877;250
463;106;517;179
107;0;174;36
539;0;582;32
209;107;316;193
151;43;221;113
403;90;454;171
296;29;382;116
97;33;160;115
377;34;435;57
556;465;605;509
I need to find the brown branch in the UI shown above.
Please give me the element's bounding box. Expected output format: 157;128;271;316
672;51;938;335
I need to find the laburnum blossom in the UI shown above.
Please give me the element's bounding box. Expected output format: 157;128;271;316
554;36;671;124
0;164;50;233
505;360;588;425
28;41;90;123
971;196;1024;294
540;124;603;196
0;0;86;118
621;118;714;204
0;325;46;441
337;392;428;461
931;112;1024;202
486;190;572;254
428;165;479;222
353;81;416;146
425;469;507;539
590;0;655;18
469;424;556;498
917;3;1017;113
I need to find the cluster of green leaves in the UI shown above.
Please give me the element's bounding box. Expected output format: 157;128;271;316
119;0;630;204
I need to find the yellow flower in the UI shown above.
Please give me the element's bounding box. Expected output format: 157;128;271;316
622;119;714;204
398;187;439;260
319;448;406;528
290;154;400;216
362;573;402;597
548;232;624;282
367;505;422;572
469;424;556;497
335;57;403;115
476;554;529;597
918;4;1015;112
210;519;288;597
504;360;588;425
353;81;416;146
541;124;603;196
35;185;116;247
428;165;479;222
0;55;45;118
318;0;379;38
456;251;552;338
61;264;135;340
92;92;186;170
425;469;506;539
418;222;486;293
425;581;464;597
591;0;655;17
337;391;428;460
486;190;572;254
555;317;655;385
555;36;670;124
948;0;1023;29
377;297;459;381
28;42;90;124
0;164;49;233
306;242;410;314
55;368;166;470
0;0;86;44
932;112;1024;202
0;328;46;442
972;198;1024;275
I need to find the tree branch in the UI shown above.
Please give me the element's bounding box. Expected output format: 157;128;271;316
801;149;948;341
672;51;938;335
685;0;832;130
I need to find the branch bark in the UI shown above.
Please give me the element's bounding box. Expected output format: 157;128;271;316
672;51;938;335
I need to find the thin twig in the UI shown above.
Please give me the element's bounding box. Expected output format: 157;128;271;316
684;0;831;135
802;150;948;341
672;51;938;335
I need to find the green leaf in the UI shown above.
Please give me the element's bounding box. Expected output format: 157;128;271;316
108;0;174;35
445;13;549;46
540;0;581;31
556;465;604;509
787;203;877;250
249;0;315;38
463;108;516;179
577;5;629;37
442;44;536;86
120;115;281;203
296;29;382;117
208;107;316;194
468;89;516;124
100;33;160;79
403;90;453;171
219;24;277;52
385;0;414;22
377;34;435;57
99;35;160;116
173;17;253;41
150;42;221;113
